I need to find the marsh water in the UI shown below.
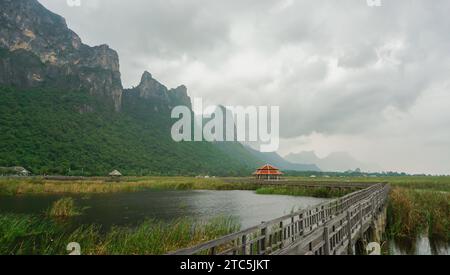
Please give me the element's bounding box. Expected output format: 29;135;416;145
0;190;328;229
1;189;448;255
387;235;449;255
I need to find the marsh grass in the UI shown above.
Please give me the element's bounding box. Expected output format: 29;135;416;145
0;177;259;196
47;197;82;218
255;187;355;198
0;214;60;255
387;187;449;241
0;214;240;255
2;176;449;196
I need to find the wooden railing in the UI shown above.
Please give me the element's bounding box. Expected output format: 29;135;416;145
223;178;385;189
169;183;390;255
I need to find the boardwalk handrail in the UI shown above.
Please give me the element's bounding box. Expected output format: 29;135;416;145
169;183;390;255
223;179;383;189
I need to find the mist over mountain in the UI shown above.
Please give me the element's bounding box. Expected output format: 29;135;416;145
245;147;320;172
285;151;380;172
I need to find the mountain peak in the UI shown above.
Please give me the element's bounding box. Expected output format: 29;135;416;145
168;85;191;108
134;71;168;101
286;150;379;172
174;85;187;93
141;71;153;81
124;71;191;108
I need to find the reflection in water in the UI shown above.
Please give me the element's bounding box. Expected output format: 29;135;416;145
0;190;329;230
390;235;450;255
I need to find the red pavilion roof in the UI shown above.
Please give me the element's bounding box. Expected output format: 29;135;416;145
253;164;284;175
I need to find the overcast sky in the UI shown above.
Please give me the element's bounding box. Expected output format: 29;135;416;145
39;0;450;174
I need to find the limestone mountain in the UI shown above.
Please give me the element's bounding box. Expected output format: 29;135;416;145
0;0;123;110
125;71;192;109
0;0;265;176
202;105;320;172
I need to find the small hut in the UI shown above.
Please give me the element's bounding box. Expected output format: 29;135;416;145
253;164;283;181
0;166;30;176
14;167;30;176
109;170;122;178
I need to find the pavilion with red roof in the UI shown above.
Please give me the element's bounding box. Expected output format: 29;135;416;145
253;164;284;181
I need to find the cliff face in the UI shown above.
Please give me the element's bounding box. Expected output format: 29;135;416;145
125;71;192;109
168;85;192;109
0;0;123;110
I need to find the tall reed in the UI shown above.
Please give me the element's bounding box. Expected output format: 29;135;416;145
0;214;240;255
387;187;449;241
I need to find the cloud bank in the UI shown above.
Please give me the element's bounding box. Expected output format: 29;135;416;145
39;0;450;174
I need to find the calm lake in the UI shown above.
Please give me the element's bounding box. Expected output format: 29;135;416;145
0;190;329;229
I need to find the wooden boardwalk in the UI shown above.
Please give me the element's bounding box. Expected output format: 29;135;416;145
169;183;390;255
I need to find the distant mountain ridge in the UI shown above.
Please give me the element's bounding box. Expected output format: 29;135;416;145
285;151;380;172
245;147;321;172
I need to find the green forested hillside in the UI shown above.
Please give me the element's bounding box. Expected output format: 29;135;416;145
0;86;260;176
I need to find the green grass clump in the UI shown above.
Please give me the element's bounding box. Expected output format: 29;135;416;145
387;187;450;241
105;217;240;255
47;197;82;218
0;214;61;255
0;214;240;255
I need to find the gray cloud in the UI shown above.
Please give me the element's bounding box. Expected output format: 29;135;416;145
38;0;450;173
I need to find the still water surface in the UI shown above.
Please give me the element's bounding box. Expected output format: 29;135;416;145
0;190;328;229
388;235;449;255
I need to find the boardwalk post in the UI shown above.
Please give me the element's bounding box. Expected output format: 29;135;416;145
291;217;295;241
268;232;273;254
321;206;325;223
346;210;353;255
371;196;376;217
279;221;284;249
299;213;304;236
359;204;364;238
241;235;247;255
260;226;267;255
323;226;330;255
